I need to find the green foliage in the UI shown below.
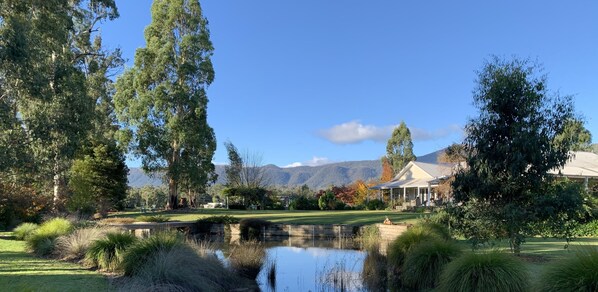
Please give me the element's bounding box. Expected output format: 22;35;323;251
68;142;129;215
289;196;319;210
229;241;266;279
575;220;598;237
85;232;136;271
121;232;186;276
224;141;243;187
452;57;575;253
135;215;170;223
537;247;598;291
196;215;240;224
437;251;529;292
401;239;462;290
114;0;217;209
26;218;73;256
239;218;271;240
387;225;442;271
318;190;340;210
554;119;593;151
366;199;386;210
224;186;269;209
358;225;381;250
13;223;39;240
386;121;416;175
125;186;168;209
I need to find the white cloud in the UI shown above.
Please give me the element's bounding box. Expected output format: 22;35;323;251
283;156;333;168
319;121;463;144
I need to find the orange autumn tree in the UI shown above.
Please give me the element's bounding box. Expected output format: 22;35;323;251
380;157;394;182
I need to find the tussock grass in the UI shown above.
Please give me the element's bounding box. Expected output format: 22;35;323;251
119;244;249;291
13;223;39;240
55;226;117;261
228;241;266;279
121;231;185;276
418;221;451;240
85;231;137;271
537;246;598;291
437;250;529;292
26;218;73;256
387;225;441;271
357;225;381;250
401;239;461;290
135;214;170;223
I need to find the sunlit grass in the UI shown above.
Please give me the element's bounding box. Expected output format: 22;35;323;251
109;209;423;225
0;237;111;291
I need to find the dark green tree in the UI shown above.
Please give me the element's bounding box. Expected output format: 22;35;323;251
114;0;216;209
452;57;576;253
224;141;243;187
68;142;129;215
386;121;416;176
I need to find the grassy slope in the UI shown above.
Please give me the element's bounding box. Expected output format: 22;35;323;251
0;234;112;292
110;209;423;225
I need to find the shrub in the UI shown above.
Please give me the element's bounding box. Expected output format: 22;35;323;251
366;199;386;210
318;191;339;210
13;223;39;240
135;214;170;223
228;241;266;279
196;215;240;225
55;226;117;261
26;218;73;256
437;251;528;292
387;225;442;271
239;218;271;240
401;239;462;290
575;220;598;237
227;203;246;210
121;231;185;276
119;243;251;291
289;196;319;210
537;246;598;291
0;183;50;230
417;221;452;240
85;232;137;271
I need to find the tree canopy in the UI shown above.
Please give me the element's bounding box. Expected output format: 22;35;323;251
385;121;416;176
114;0;216;209
451;57;578;253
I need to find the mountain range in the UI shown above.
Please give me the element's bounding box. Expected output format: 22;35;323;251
127;150;444;190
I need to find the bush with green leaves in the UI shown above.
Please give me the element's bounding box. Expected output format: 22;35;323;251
26;218;73;256
537;247;598;291
318;191;340;210
121;231;186;276
85;231;137;271
387;225;442;271
196;215;239;225
135;214;170;223
401;239;461;290
437;251;528;292
575;220;598;237
13;222;39;240
366;199;386;210
289;196;319;210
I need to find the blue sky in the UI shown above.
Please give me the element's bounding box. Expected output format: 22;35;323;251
101;1;598;168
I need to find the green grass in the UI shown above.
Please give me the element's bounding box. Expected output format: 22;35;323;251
110;209;423;225
0;236;111;291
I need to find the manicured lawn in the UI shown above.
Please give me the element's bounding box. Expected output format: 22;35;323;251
109;209;424;225
0;233;112;292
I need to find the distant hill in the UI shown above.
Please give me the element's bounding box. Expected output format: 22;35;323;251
127;149;445;190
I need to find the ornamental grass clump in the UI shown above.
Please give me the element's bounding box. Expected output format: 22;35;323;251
437;251;529;292
537;246;598;292
85;231;137;271
119;243;249;291
401;239;462;290
55;226;117;261
26;218;73;256
121;231;185;276
228;241;266;279
418;221;451;240
387;225;441;272
13;222;39;240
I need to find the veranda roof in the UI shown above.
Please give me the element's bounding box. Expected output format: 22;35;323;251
549;151;598;178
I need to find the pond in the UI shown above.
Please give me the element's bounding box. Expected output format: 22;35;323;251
207;236;388;292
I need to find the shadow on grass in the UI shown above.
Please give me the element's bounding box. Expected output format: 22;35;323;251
0;274;109;292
